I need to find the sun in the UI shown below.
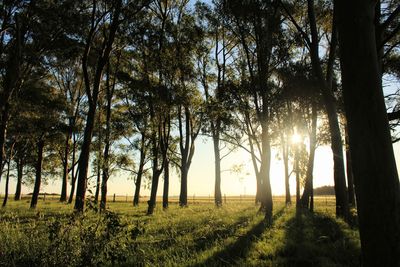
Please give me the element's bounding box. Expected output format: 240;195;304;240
291;133;302;144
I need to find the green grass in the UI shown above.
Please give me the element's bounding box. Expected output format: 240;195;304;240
0;196;360;266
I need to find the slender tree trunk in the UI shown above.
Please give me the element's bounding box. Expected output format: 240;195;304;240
336;1;400;264
14;158;23;201
282;136;291;205
163;159;169;209
295;146;300;208
147;168;161;215
179;165;188;207
2;160;11;207
133;133;146;206
259;123;273;222
94;162;101;204
68;137;77;204
60;130;71;202
100;173;108;210
133;166;144;207
147;123;162;215
213;134;222;206
74;103;97;211
300;102;317;210
30;139;44;209
94;104;102;205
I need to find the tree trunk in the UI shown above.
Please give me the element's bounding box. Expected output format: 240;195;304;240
295;146;300;208
147;168;161;215
259;123;273;222
213;134;222;206
2;160;11;207
163;160;169;209
74;103;97;211
282;135;291;205
179;165;188;207
60;130;71;202
94;102;102;205
94;162;101;204
100;174;108;211
30;139;44;209
68;137;77;204
336;1;400;265
133;133;146;206
14;158;23;201
300;102;317;210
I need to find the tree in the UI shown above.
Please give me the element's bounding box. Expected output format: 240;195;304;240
336;0;400;265
74;0;123;211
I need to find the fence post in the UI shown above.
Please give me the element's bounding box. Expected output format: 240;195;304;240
224;194;226;204
113;193;116;203
43;192;46;202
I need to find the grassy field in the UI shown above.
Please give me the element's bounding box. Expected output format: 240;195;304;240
0;196;360;266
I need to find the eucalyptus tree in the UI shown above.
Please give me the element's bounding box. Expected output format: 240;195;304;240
195;2;238;206
336;0;400;264
169;0;204;207
221;0;286;221
74;0;125;211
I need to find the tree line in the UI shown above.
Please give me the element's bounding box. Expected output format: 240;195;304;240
0;0;399;265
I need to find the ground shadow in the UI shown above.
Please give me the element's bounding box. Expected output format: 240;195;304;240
193;207;286;266
276;209;361;266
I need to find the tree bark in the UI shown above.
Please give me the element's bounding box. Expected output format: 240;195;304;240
281;134;291;205
60;130;71;202
30;139;44;209
2;159;11;207
74;103;97;211
300;102;317;210
14;158;23;201
179;165;188;207
133;133;146;206
213;134;222;206
163;159;169;209
336;0;400;265
94;107;102;205
68;136;77;204
259;123;273;222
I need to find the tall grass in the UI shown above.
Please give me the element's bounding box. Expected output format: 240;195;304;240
0;197;360;266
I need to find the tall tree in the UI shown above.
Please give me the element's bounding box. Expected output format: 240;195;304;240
74;0;123;211
336;0;400;265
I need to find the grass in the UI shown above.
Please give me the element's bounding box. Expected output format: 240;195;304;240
0;196;360;266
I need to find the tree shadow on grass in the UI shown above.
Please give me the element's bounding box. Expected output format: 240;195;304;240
275;209;361;266
193;207;287;266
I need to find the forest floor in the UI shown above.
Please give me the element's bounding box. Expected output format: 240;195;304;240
0;196;360;266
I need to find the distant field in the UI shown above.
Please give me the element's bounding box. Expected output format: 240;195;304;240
0;196;359;266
